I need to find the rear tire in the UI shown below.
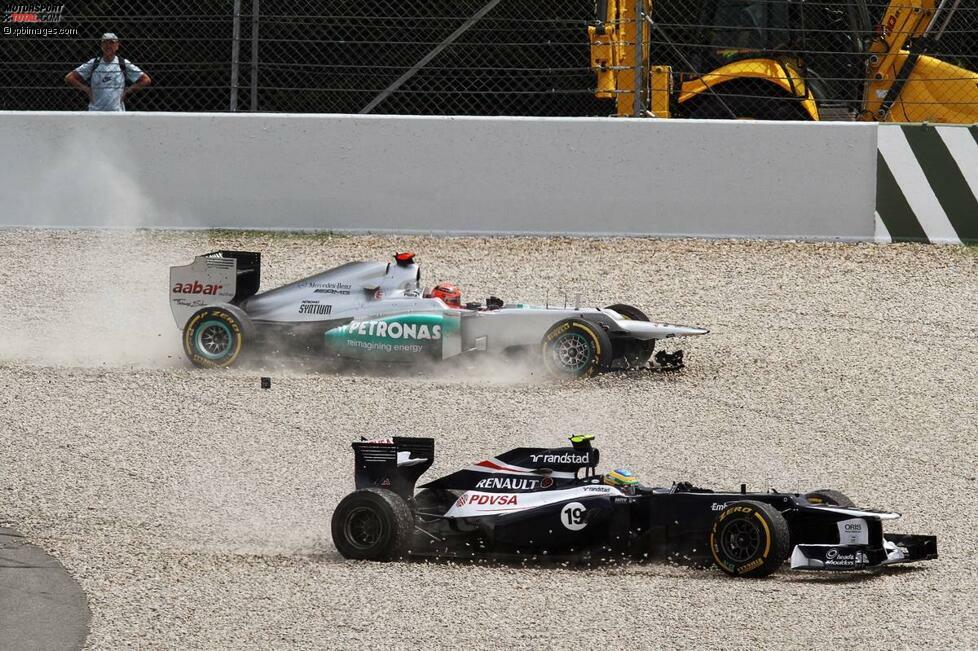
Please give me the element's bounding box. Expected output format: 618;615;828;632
803;489;855;508
182;304;253;368
605;303;655;368
710;500;791;578
541;318;612;379
332;488;414;561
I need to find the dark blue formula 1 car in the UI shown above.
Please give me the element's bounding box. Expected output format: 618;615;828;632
331;435;937;577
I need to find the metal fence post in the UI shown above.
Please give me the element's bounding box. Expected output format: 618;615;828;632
250;0;259;111
632;0;645;117
230;0;241;111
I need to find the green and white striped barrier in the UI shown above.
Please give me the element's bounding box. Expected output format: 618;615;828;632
876;124;978;244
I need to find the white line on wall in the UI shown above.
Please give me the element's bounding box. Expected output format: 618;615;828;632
937;126;978;204
874;211;892;243
878;126;961;245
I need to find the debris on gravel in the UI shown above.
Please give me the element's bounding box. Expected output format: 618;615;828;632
1;230;975;649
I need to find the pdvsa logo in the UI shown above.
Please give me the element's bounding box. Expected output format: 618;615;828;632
468;494;518;506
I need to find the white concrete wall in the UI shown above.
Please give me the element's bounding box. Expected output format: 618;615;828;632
0;111;878;239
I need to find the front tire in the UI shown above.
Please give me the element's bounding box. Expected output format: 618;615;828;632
803;489;855;507
541;318;612;379
710;500;791;578
182;305;253;368
331;488;414;561
605;303;655;368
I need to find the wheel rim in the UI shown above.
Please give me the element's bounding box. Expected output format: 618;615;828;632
343;506;385;550
719;517;762;563
194;319;233;360
551;332;593;371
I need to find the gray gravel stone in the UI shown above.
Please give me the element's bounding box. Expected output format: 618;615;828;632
0;230;976;649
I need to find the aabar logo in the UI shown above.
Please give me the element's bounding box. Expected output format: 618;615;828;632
172;281;224;295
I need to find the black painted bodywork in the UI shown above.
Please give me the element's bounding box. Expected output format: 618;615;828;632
350;436;938;570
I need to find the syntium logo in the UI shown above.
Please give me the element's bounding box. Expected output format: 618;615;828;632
345;319;441;340
299;303;332;315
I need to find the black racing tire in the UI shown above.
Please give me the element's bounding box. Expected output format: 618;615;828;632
605;303;656;368
182;304;254;368
803;489;855;508
710;500;791;578
541;318;613;379
331;488;414;561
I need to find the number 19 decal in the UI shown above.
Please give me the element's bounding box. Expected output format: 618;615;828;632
561;501;587;531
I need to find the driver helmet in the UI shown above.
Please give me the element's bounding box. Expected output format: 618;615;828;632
431;283;462;308
604;468;639;494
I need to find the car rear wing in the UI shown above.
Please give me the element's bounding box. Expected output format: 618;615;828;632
169;251;261;329
353;436;434;500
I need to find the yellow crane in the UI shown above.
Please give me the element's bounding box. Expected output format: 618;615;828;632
589;0;978;123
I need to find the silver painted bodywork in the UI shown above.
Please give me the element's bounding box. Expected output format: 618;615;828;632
170;253;707;359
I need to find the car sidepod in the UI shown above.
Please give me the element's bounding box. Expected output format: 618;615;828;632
440;485;634;558
323;311;462;361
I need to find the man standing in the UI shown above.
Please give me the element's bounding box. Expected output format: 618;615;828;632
64;33;151;111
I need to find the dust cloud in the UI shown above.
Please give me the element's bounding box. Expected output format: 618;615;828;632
0;133;183;368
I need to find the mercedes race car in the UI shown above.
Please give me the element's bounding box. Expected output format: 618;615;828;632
331;435;937;577
169;251;708;379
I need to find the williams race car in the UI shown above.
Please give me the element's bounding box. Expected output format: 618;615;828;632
331;435;937;577
169;251;707;379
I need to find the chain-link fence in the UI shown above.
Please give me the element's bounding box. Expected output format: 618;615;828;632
0;0;611;115
1;0;975;121
647;0;978;122
1;2;239;112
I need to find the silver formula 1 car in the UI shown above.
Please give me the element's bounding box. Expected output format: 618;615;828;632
169;251;708;379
